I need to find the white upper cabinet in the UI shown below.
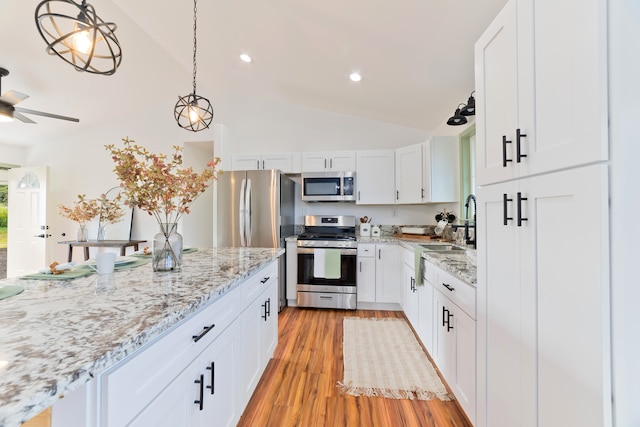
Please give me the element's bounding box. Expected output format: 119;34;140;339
475;0;608;185
231;153;300;173
395;143;424;204
355;150;395;205
301;151;356;172
423;137;459;203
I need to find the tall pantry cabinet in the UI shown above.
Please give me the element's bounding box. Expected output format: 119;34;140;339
474;1;610;427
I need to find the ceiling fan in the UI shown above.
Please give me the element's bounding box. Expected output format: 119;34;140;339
0;67;79;124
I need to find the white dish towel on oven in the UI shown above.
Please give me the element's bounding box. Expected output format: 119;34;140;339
314;248;341;279
314;249;326;278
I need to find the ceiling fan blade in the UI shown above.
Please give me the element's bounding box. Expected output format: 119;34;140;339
0;90;29;106
14;107;79;123
13;111;37;124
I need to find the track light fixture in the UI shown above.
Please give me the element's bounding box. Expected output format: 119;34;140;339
174;0;213;132
447;103;468;126
35;0;122;75
460;91;476;116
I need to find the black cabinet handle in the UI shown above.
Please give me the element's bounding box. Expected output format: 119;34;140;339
260;276;270;284
502;135;513;167
266;297;271;317
503;193;513;225
192;324;216;343
206;362;215;395
396;190;400;200
330;158;333;169
442;283;455;292
447;311;454;332
421;188;425;199
378;249;381;260
517;192;528;226
358;191;361;201
324;158;327;169
194;374;204;410
256;160;260;170
359;261;362;273
442;307;448;327
261;301;268;321
516;129;527;163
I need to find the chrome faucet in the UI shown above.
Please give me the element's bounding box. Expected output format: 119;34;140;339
464;194;476;248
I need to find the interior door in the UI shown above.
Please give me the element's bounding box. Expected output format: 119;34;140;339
7;166;49;277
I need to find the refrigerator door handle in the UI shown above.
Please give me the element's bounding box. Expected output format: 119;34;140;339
245;179;253;246
239;178;247;246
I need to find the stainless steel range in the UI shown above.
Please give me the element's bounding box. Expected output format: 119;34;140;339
296;215;357;310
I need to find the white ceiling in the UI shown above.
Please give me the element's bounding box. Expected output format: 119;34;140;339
0;0;507;147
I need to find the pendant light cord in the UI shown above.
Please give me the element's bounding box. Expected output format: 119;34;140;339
192;0;198;95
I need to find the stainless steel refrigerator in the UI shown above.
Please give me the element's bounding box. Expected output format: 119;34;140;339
216;169;295;311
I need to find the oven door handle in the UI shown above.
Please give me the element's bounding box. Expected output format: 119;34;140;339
296;247;357;255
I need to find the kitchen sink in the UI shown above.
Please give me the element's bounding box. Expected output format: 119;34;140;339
419;244;466;252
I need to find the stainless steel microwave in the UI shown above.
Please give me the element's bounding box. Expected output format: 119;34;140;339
301;171;356;202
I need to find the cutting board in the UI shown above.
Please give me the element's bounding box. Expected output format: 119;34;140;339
396;234;436;241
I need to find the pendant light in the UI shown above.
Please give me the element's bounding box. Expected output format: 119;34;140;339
447;103;468;126
174;0;213;132
35;0;122;75
460;91;476;116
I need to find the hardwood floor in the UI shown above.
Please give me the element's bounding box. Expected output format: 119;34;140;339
238;307;472;427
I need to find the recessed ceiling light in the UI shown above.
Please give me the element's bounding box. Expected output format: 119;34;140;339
240;53;252;63
349;72;362;82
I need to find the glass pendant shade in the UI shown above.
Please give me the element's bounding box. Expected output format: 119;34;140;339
460;92;476;116
174;92;213;132
35;0;122;75
447;104;468;126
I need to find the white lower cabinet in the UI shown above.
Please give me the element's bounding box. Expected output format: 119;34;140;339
89;261;278;427
357;243;399;304
240;274;278;406
416;259;434;354
129;320;241;427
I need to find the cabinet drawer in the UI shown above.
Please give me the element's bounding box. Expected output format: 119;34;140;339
357;243;376;258
100;286;241;426
434;269;476;319
241;261;278;308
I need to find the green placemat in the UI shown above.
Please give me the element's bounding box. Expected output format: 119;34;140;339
20;267;94;280
114;257;153;270
0;285;24;300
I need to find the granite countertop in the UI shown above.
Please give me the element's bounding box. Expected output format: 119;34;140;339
0;247;283;427
358;235;477;286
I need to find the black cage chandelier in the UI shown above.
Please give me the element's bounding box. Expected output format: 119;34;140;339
174;0;213;132
35;0;122;75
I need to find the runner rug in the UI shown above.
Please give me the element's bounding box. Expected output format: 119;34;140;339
338;317;453;401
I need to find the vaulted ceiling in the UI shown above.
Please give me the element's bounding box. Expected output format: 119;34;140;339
0;0;507;147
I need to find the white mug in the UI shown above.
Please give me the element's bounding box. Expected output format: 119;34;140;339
89;252;116;275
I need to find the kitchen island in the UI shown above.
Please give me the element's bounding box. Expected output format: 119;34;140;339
0;247;283;427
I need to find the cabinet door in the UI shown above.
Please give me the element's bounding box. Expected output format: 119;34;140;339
301;152;329;171
517;0;608;178
357;256;376;303
475;0;519;185
355;150;395;205
329;151;356;171
417;280;434;355
261;280;278;363
240;296;265;405
424;137;459;203
432;291;454;379
375;244;399;303
262;153;293;172
451;305;476;426
395;143;424;204
523;165;609;427
476;179;526;427
402;262;419;327
232;155;262;171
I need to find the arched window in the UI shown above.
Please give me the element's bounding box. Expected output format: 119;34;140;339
17;172;40;190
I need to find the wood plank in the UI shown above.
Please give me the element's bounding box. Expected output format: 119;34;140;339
238;307;472;427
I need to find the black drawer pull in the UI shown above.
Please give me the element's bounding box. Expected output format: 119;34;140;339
447;311;454;332
516;129;527;163
260;276;270;284
206;362;215;395
192;324;216;343
194;374;204;410
503;193;513;225
442;283;455;292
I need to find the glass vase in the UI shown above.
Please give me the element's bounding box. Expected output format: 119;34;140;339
77;224;88;242
152;223;183;271
97;223;107;240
